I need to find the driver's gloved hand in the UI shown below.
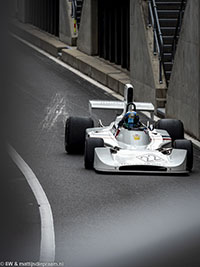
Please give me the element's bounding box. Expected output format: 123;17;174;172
118;119;124;127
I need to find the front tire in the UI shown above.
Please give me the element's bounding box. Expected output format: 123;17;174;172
65;117;94;154
174;139;193;171
84;138;104;169
156;119;184;142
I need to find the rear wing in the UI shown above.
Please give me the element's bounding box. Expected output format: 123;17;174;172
89;100;125;111
89;100;155;119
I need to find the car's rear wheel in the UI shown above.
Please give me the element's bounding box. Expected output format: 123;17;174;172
84;138;104;169
65;116;94;154
155;119;184;142
173;139;193;171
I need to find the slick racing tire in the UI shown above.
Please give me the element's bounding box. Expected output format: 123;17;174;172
84;138;104;169
156;119;184;142
174;139;193;171
65;117;94;154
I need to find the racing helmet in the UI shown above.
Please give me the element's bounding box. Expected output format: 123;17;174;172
124;111;140;129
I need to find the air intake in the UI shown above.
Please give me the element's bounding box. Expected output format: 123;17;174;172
119;165;167;172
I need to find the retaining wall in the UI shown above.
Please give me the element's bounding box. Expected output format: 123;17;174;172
166;0;200;140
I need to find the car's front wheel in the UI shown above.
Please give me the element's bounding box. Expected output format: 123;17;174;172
65;116;94;154
84;138;104;169
173;139;193;171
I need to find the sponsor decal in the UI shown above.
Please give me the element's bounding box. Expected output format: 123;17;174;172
137;154;163;163
162;135;171;141
134;134;140;141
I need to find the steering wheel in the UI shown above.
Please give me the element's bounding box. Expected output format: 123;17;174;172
126;102;136;112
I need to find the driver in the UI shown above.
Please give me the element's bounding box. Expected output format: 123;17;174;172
118;110;140;130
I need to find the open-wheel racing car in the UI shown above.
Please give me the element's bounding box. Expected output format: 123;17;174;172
65;84;193;174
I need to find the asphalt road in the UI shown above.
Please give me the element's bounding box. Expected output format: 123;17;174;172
2;38;200;267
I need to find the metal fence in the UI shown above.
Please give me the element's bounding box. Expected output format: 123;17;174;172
26;0;59;37
98;0;130;70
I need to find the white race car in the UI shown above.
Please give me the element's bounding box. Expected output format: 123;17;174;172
65;84;193;174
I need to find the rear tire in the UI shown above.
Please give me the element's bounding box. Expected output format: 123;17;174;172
84;138;104;169
174;139;193;171
156;119;184;142
65;117;94;154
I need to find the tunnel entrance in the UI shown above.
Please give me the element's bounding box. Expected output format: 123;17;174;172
25;0;59;37
98;0;130;70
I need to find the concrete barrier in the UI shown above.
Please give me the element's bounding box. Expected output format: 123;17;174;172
77;0;98;55
13;21;67;57
166;0;200;140
61;49;129;92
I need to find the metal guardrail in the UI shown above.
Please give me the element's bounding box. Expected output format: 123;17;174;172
27;0;59;36
70;0;84;32
98;0;130;70
71;0;77;19
148;0;164;84
70;0;78;33
171;0;186;61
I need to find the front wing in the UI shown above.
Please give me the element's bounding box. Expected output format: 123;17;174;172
94;148;188;174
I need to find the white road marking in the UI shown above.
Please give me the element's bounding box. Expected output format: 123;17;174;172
8;144;55;262
12;34;200;149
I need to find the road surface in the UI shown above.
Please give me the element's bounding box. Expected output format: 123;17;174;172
2;37;200;267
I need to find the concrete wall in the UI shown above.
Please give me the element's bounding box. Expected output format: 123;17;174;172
59;0;77;46
130;0;156;106
77;0;98;55
166;0;200;140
